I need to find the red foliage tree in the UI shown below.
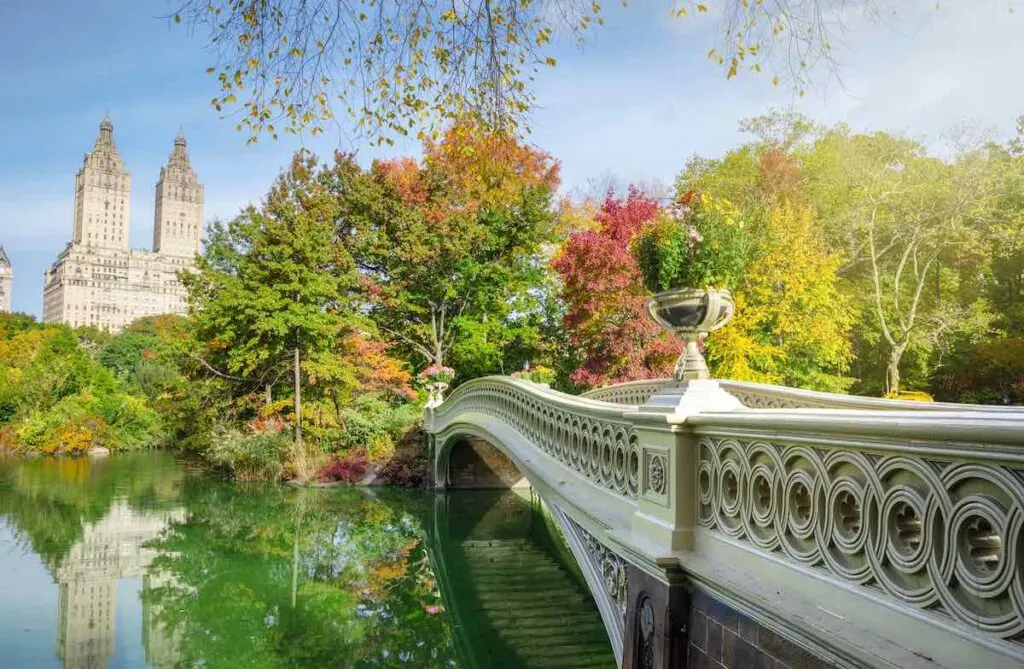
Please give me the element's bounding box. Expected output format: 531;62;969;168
552;187;681;388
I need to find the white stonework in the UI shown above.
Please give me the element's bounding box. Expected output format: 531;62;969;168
43;117;203;332
154;132;203;256
0;245;12;313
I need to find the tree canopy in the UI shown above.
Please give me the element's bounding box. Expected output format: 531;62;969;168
172;0;904;144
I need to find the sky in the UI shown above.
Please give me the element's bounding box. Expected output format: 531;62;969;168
1;0;1023;316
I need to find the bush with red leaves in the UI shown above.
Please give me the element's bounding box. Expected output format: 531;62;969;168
316;448;369;484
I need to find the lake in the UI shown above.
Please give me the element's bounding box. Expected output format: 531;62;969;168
0;452;615;668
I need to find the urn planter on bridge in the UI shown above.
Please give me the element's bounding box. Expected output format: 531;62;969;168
646;287;734;382
632;193;747;385
420;364;455;409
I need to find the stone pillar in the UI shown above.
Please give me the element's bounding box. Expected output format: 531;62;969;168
623;565;690;669
627;380;743;552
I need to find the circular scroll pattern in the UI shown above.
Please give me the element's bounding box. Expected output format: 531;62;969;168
433;381;640;500
697;436;1024;641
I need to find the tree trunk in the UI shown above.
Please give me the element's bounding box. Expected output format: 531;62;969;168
887;345;905;397
293;346;302;445
265;383;273;407
291;527;300;609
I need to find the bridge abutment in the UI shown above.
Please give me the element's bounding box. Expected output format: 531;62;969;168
442;436;530;489
622;567;689;669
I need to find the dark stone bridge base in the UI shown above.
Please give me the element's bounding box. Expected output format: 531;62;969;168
624;566;838;669
445;437;530;489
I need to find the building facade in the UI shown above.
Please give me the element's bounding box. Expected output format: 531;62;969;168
0;246;11;312
43;117;203;332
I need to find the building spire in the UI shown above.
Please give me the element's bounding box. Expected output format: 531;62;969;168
96;113;115;149
167;128;191;172
0;245;9;267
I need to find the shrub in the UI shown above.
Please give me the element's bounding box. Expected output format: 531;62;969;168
334;395;421;458
14;391;114;454
377;429;429;488
633;193;749;293
316;448;369;483
206;427;290;481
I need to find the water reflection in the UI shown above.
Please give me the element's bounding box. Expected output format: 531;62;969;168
56;501;184;669
0;454;614;668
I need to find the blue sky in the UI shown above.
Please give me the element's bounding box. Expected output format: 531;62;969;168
2;0;1023;316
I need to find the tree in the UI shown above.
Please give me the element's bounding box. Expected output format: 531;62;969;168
183;151;362;444
803;130;999;395
0;315;163;453
336;123;560;378
680;112;1017;397
707;202;855;391
982;135;1024;332
552;188;680;387
171;0;893;143
678;120;854;391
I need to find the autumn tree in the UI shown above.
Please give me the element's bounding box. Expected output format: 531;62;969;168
552;188;680;388
335;122;560;378
707;202;855;390
171;0;900;143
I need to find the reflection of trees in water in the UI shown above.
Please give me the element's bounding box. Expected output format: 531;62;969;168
143;483;458;668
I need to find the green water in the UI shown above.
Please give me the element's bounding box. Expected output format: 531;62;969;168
0;453;614;668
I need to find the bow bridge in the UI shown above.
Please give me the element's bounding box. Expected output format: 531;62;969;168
425;376;1024;669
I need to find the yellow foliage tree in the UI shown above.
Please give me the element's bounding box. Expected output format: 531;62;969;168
708;202;855;392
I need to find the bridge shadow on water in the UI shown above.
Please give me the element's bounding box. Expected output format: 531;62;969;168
428;490;617;669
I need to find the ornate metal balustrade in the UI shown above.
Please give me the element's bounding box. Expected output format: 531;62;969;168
691;410;1024;645
584;377;1023;412
581;379;672;406
431;377;643;500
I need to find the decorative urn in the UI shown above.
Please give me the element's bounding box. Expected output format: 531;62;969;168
420;364;455;409
646;287;734;382
425;382;450;409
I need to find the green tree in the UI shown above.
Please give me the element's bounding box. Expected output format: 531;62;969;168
183;152;362;445
802;130;999;395
0;314;163;453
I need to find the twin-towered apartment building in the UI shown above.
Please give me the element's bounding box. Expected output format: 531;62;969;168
36;116;205;332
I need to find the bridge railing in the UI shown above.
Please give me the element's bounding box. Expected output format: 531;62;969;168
429;377;645;501
689;407;1024;649
583;377;1023;412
